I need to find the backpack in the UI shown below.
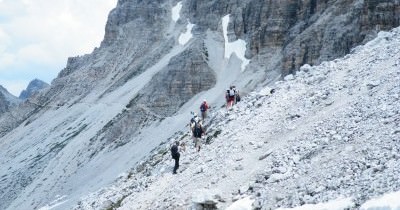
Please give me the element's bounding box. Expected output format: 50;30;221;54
193;122;203;138
171;145;179;158
236;94;241;102
200;103;206;112
229;89;235;96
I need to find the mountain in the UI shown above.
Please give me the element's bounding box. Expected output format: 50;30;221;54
75;27;400;210
0;0;399;209
0;85;21;115
18;79;49;100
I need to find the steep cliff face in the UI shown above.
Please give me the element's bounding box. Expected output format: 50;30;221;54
0;0;399;209
0;86;20;116
185;0;400;75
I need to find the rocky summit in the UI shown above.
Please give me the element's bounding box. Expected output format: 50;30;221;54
18;79;50;100
0;0;399;210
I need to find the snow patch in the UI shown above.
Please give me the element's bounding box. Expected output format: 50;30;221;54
178;22;194;45
222;14;250;71
171;1;182;22
275;198;354;210
360;191;400;210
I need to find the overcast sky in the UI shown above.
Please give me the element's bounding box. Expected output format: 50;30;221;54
0;0;117;96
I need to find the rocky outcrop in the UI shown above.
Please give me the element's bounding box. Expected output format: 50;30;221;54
19;79;49;100
134;45;215;116
0;86;20;116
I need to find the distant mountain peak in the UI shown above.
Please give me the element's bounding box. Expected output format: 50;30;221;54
19;79;50;100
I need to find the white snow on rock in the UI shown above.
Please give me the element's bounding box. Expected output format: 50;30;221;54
171;1;182;22
360;191;400;210
73;28;400;210
222;14;250;71
178;22;194;45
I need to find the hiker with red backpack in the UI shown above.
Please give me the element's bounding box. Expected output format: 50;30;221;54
200;99;209;121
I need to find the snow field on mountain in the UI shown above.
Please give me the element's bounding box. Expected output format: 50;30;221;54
222;14;250;71
172;1;182;22
73;28;400;210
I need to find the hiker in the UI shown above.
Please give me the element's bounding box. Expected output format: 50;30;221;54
192;119;205;152
200;99;209;121
233;86;241;104
226;86;236;108
170;141;180;174
189;112;199;132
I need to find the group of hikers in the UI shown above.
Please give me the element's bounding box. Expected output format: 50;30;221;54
170;86;241;174
226;85;240;108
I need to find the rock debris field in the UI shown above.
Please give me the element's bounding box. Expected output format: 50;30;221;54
74;28;400;210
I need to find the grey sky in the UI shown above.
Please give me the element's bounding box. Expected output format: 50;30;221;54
0;0;117;96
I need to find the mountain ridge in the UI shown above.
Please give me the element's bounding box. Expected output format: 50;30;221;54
0;85;21;116
74;27;400;210
0;0;399;209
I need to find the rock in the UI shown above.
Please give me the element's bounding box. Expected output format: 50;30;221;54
366;80;381;89
235;157;243;161
195;166;205;174
235;165;244;171
239;185;249;194
99;200;113;210
226;196;254;210
192;189;220;209
272;166;287;174
259;150;273;160
284;74;295;81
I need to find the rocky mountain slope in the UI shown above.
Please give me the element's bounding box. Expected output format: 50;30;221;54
74;28;400;210
19;79;50;100
0;85;21;116
0;0;399;209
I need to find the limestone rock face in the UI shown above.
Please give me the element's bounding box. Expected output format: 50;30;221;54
185;0;400;75
135;46;215;116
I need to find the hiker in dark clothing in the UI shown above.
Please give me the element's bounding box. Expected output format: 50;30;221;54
192;120;205;152
170;141;180;174
233;86;240;104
